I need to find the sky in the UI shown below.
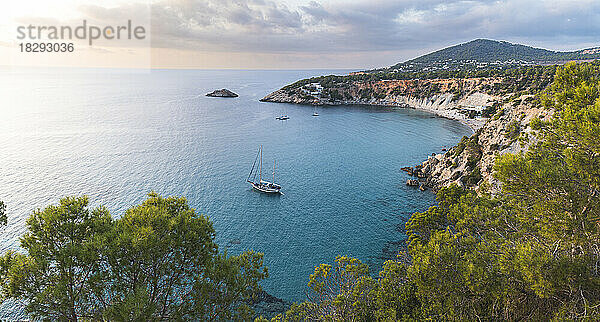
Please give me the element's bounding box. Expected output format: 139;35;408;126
1;0;599;69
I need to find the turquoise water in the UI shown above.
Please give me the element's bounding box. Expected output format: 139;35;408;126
0;68;470;312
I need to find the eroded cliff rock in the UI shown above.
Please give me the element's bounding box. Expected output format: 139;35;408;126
262;77;550;192
404;95;551;192
261;78;504;130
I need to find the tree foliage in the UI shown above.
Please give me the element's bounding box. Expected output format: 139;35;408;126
272;256;419;321
276;61;600;321
0;196;112;321
386;39;600;73
0;193;267;321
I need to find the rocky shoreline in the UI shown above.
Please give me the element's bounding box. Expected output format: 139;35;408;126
261;78;549;192
207;88;238;97
250;290;290;319
401;95;550;192
259;79;502;131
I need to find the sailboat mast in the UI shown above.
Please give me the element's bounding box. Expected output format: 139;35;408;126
259;145;263;182
273;160;276;183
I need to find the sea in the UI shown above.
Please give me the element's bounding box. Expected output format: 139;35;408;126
0;68;471;318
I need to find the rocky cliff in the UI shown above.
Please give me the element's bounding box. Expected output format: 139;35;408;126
408;95;551;192
261;78;504;130
261;77;550;192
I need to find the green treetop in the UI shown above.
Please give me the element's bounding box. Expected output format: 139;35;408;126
0;193;268;321
272;61;600;321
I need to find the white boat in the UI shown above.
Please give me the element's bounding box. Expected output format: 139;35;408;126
276;106;290;120
312;107;319;116
247;145;282;194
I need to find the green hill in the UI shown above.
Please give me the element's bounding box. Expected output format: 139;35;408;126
378;39;600;73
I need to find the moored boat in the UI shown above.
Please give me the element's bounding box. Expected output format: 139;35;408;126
247;145;282;194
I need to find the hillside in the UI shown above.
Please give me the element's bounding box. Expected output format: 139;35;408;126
260;38;600;191
374;39;600;73
267;61;600;322
261;63;563;191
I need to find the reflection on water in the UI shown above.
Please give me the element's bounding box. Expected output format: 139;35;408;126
0;68;471;318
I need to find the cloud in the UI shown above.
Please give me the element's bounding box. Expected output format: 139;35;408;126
139;0;600;55
9;0;600;67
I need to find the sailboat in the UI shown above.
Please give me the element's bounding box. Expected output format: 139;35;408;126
312;107;319;116
247;145;282;194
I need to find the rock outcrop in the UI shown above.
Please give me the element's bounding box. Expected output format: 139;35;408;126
263;76;551;193
403;95;551;192
207;89;238;97
406;179;419;187
261;78;504;131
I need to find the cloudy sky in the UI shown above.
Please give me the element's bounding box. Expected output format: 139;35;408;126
2;0;599;69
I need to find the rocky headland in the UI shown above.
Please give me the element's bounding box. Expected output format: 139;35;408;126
406;96;551;192
261;74;553;192
261;78;504;131
207;88;238;97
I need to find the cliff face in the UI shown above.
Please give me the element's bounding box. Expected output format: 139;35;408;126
261;77;548;192
413;96;551;191
261;78;503;130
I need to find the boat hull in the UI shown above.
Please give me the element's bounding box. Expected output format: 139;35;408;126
249;181;282;194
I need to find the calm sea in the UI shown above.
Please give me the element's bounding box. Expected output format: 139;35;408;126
0;68;470;317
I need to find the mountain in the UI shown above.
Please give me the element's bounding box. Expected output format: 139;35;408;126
377;39;600;73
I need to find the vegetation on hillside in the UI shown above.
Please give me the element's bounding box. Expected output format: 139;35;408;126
1;62;600;321
282;64;564;103
380;39;600;73
0;193;267;321
269;61;600;321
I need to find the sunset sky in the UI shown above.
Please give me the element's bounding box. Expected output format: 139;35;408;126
1;0;599;69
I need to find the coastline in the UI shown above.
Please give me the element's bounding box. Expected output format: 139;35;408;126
330;101;482;132
385;103;481;133
260;85;547;192
260;88;495;133
261;98;483;133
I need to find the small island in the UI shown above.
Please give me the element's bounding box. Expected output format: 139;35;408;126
206;88;238;97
